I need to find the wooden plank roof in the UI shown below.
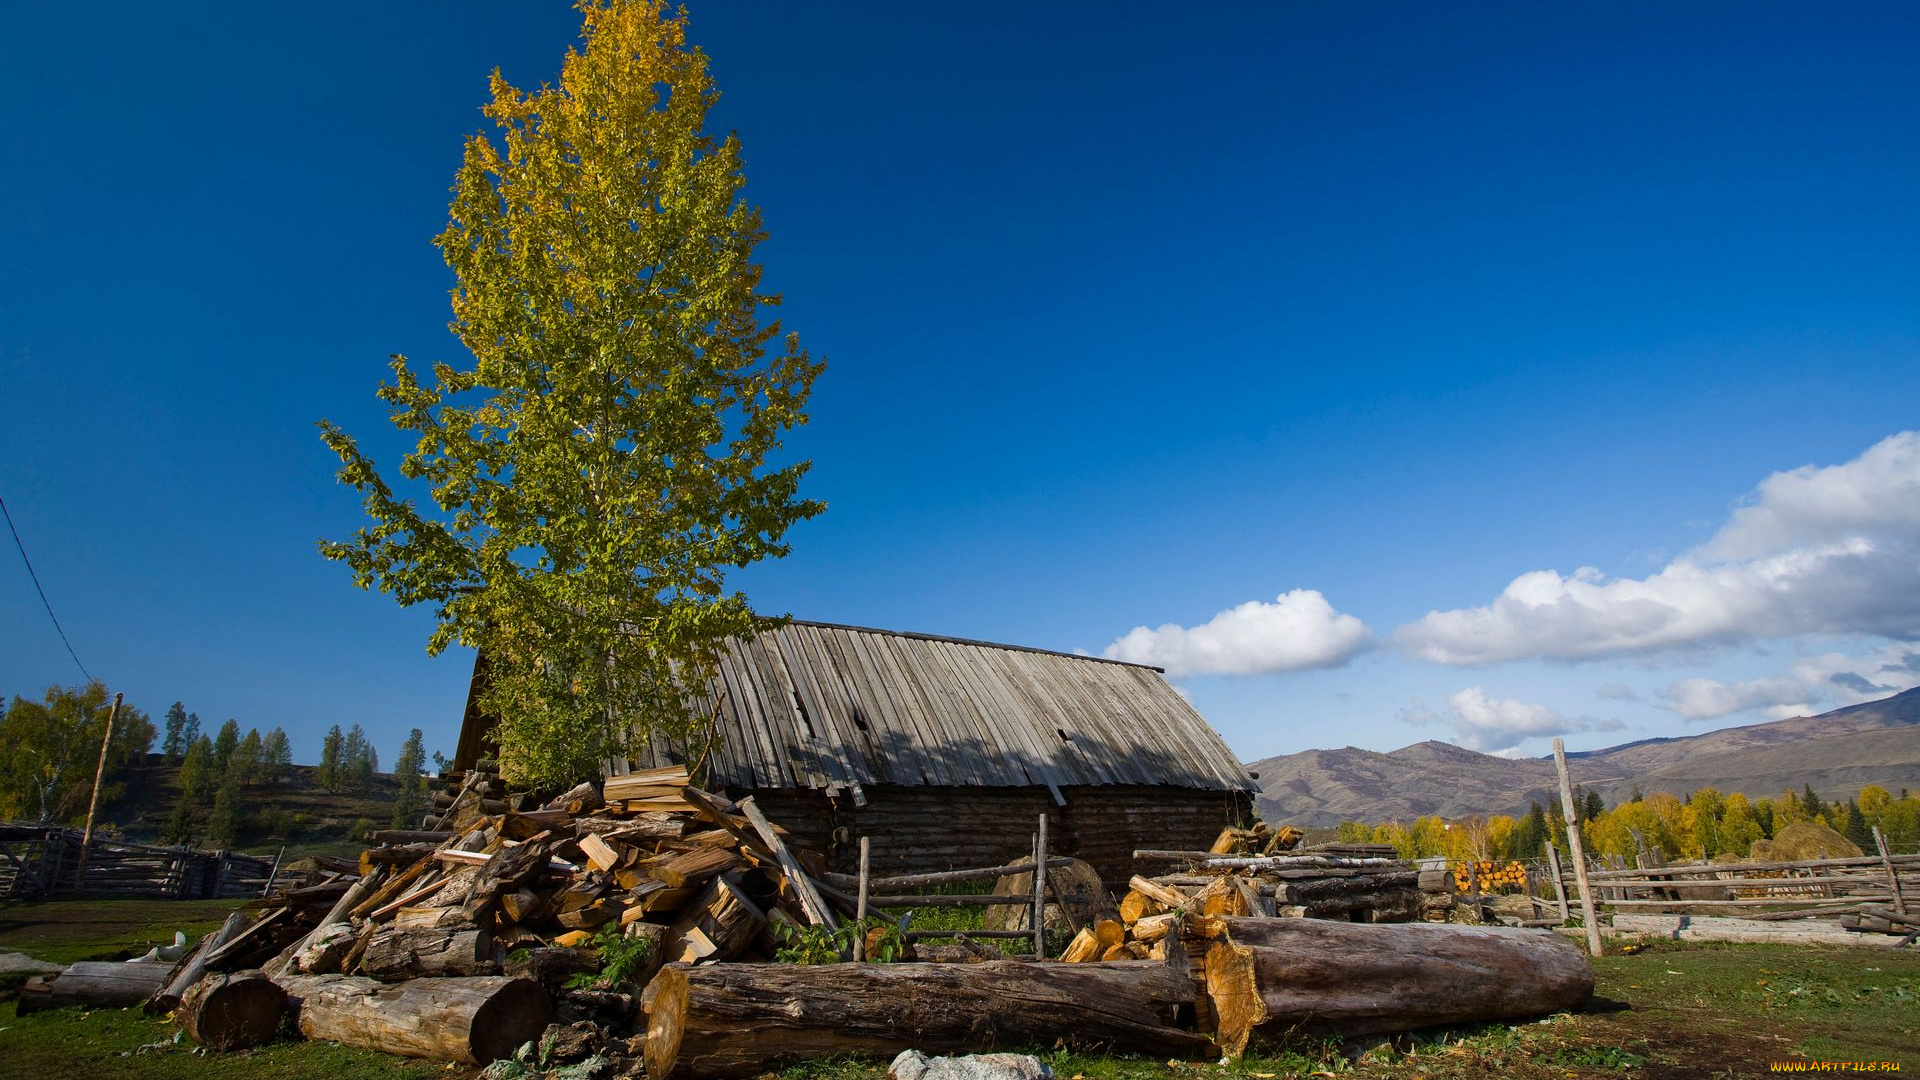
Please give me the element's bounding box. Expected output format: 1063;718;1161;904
625;620;1259;793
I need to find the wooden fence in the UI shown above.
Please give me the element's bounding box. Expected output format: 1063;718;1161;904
823;814;1080;959
0;823;277;901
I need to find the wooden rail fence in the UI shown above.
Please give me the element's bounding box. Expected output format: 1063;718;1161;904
0;823;276;901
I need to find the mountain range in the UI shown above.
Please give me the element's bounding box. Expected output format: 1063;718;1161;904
1247;687;1920;826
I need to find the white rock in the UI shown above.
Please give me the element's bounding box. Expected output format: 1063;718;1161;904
889;1050;1053;1080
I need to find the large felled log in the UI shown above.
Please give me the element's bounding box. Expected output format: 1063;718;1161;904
18;961;173;1014
178;969;288;1050
1198;916;1592;1055
357;923;498;980
642;959;1211;1079
276;973;552;1064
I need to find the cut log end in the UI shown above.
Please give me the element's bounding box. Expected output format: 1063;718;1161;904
178;970;288;1051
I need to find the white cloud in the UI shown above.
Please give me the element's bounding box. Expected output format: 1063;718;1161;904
1657;642;1920;722
1596;682;1639;702
1659;676;1810;722
1396;432;1920;665
1101;589;1370;677
1403;686;1623;754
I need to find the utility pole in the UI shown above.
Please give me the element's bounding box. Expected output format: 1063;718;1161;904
75;691;123;892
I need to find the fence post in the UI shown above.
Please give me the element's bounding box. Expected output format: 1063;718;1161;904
1552;739;1603;957
1872;826;1908;919
853;836;870;962
1031;814;1048;960
1544;840;1571;922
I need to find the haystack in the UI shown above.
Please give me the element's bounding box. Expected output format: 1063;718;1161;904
1748;821;1862;861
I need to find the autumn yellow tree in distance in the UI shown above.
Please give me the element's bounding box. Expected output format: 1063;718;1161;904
319;0;823;789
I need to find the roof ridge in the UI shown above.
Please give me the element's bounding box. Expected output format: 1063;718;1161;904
777;619;1164;672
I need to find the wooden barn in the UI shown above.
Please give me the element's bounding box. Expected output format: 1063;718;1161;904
454;620;1259;886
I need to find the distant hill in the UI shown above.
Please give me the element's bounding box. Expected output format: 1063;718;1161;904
98;756;404;857
1249;687;1920;826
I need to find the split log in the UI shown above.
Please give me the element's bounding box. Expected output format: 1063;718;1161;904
358;924;498;981
1198;916;1592;1055
652;845;742;889
665;875;766;964
149;910;251;1013
18;961;173;1014
276;973;552;1065
642;959;1211;1079
178;970;288;1050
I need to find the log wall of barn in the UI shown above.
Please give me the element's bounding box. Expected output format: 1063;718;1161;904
746;785;1255;889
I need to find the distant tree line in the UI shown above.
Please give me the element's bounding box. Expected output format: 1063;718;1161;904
163;711;296;848
1337;783;1920;864
4;684;438;847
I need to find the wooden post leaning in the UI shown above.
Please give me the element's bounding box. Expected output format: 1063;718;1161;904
1552;738;1603;958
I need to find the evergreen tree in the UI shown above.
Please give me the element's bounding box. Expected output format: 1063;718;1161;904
1512;801;1549;858
182;711;200;748
1842;800;1873;849
1755;798;1776;839
1801;784;1825;821
1627;785;1645;803
1582;789;1606;823
180;734;218;805
161;793;197;846
162;701;190;760
212;718;241;777
391;728;428;829
261;727;293;784
317;725;345;792
234;729;263;788
344;724;376;791
207;769;243;848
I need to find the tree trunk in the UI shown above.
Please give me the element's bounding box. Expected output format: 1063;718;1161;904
1198;916;1592;1056
178;969;288;1050
642;959;1211;1080
357;924;498;980
18;961;173;1014
276;973;552;1065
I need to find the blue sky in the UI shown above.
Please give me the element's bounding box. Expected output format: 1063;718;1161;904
3;2;1916;768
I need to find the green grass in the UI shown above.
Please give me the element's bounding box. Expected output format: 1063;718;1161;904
4;898;1917;1079
0;899;247;965
0;1001;446;1080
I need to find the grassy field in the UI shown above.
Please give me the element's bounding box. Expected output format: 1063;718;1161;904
0;899;1913;1078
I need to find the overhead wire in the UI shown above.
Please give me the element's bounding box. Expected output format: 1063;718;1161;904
0;492;95;683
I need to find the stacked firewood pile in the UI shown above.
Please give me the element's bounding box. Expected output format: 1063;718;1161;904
131;762;863;1068
1129;840;1426;924
22;792;1604;1078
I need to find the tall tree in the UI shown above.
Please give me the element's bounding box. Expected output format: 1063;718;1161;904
162;701;190;760
180;734;218;804
212;718;241;778
182;710;200;748
391;728;428;829
342;724;377;790
207;769;243;848
234;729;264;789
317;0;824;790
0;683;154;823
161;792;197;847
316;725;345;792
261;727;293;784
